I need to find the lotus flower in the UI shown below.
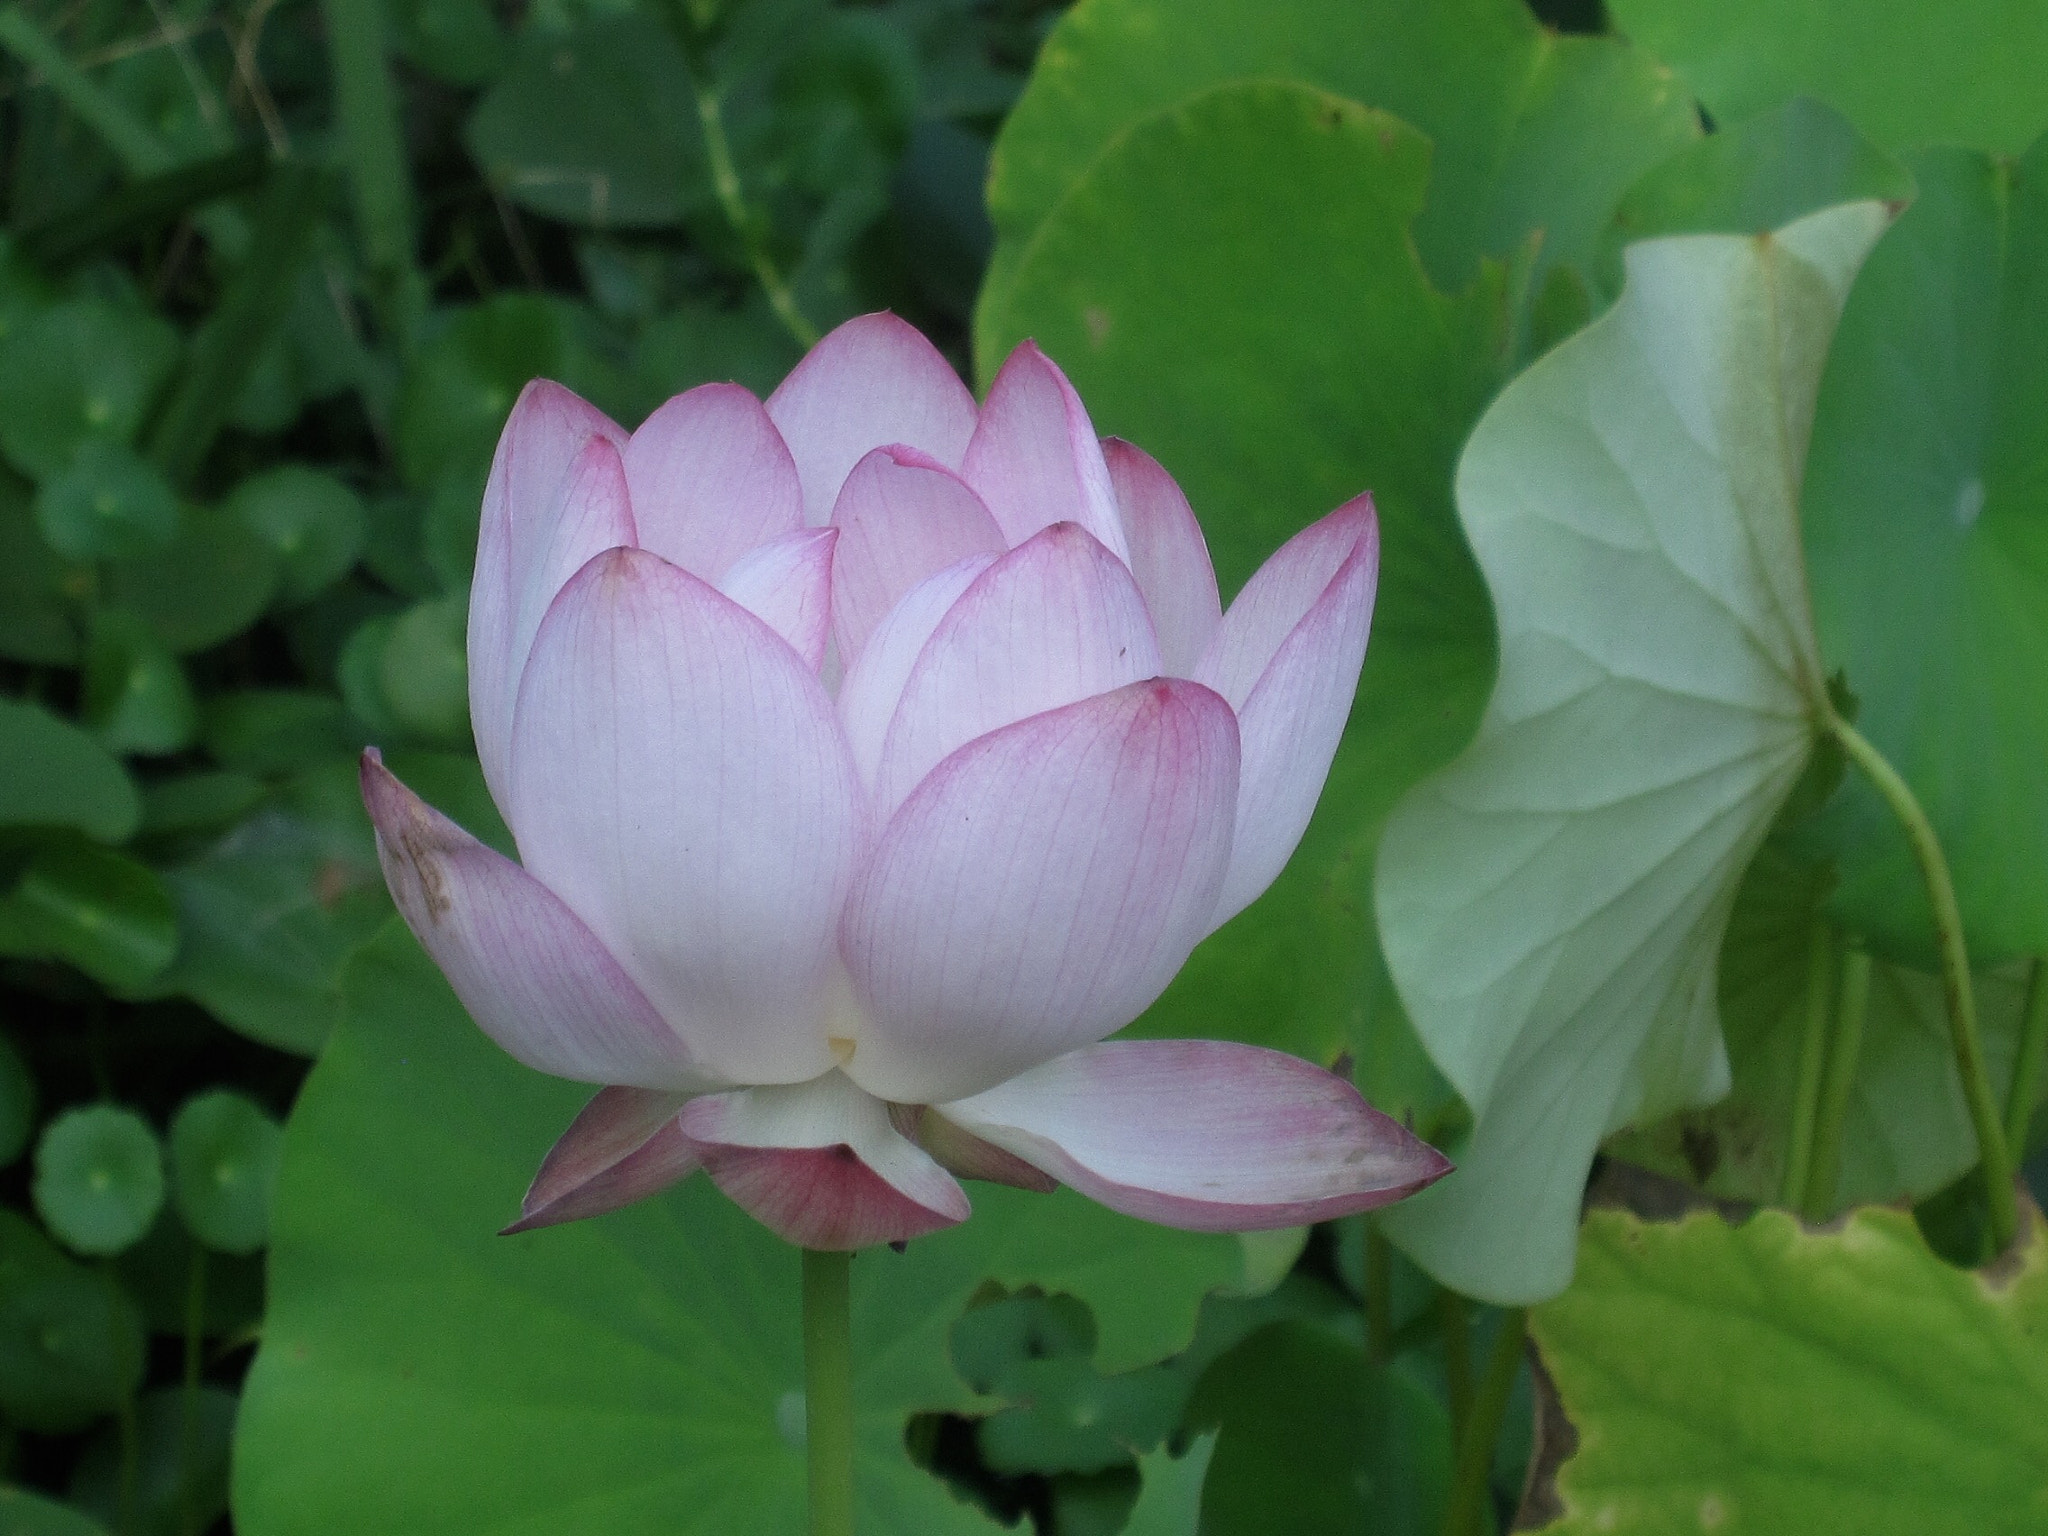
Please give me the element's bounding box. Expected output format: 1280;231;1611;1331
362;313;1449;1250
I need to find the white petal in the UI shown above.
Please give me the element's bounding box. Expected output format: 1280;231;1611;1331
622;383;804;582
835;555;994;788
718;526;838;672
1103;437;1221;677
961;341;1129;562
829;446;1004;666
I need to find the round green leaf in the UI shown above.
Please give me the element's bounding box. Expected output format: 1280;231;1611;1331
169;1089;282;1254
233;924;1263;1534
0;1211;147;1432
33;1105;167;1256
69;1385;236;1536
0;464;84;665
0;1487;112;1536
227;465;369;607
139;770;268;839
11;843;179;992
391;0;510;87
0;699;141;841
395;296;574;489
1529;1205;2048;1534
0;298;180;481
82;607;199;757
33;438;180;561
202;690;366;776
1122;1437;1215;1536
377;595;470;745
0;1029;35;1166
101;503;281;654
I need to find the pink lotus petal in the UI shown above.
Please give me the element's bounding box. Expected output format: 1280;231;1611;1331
681;1072;969;1249
503;1086;699;1233
508;547;866;1086
766;313;979;525
360;750;705;1090
836;555;994;788
622;383;804;582
1103;438;1221;677
829;446;1005;665
718;526;838;672
938;1040;1451;1231
471;382;628;809
872;523;1162;819
1195;495;1379;929
961;342;1129;562
841;678;1239;1104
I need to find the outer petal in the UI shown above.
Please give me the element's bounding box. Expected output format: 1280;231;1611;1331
938;1040;1451;1231
836;555;994;788
360;750;705;1090
766;313;979;525
470;382;628;808
508;547;866;1085
841;678;1239;1104
680;1072;969;1249
871;522;1162;820
718;526;838;672
503;1086;699;1233
622;383;804;582
1102;438;1221;677
828;446;1005;666
1195;495;1379;929
961;342;1129;562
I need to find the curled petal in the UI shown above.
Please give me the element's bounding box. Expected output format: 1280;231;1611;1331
829;446;1005;666
962;341;1129;562
509;548;866;1085
766;313;979;525
938;1040;1451;1231
622;383;804;582
836;556;994;788
680;1072;969;1249
360;750;704;1090
1102;438;1221;677
841;678;1239;1105
718;526;838;672
872;522;1161;819
1195;495;1379;929
503;1086;699;1233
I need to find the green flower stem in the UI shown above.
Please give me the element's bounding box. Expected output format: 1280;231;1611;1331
2005;959;2048;1161
1439;1307;1526;1536
802;1248;855;1536
181;1244;209;1536
1780;919;1838;1208
1804;942;1871;1219
1439;1288;1473;1451
1827;715;2017;1250
0;6;171;176
689;77;820;350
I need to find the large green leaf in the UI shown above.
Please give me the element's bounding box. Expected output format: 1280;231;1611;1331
984;80;1501;1070
1375;205;1889;1304
1798;139;2048;962
1528;1204;2048;1534
235;925;1271;1535
1606;0;2048;157
0;699;139;841
978;0;1696;354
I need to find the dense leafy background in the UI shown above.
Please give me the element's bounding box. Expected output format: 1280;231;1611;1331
1;0;2043;1531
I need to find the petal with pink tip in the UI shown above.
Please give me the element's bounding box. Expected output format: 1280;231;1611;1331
622;383;804;583
938;1040;1451;1232
835;555;993;788
680;1072;968;1250
841;679;1239;1105
508;548;865;1085
961;342;1128;561
470;382;628;808
360;750;706;1090
871;523;1161;819
1195;496;1379;929
766;313;979;525
829;446;1004;665
503;1086;699;1233
1103;438;1221;677
718;526;838;672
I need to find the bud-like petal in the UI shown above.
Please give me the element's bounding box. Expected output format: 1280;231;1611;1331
505;1086;699;1233
1102;438;1221;677
963;341;1129;562
829;446;1004;666
623;383;803;583
717;526;839;672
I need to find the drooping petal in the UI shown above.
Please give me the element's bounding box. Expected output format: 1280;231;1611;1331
680;1071;969;1249
360;750;706;1090
1195;495;1379;929
766;313;979;525
1102;438;1221;677
961;342;1129;562
835;555;994;787
841;678;1239;1105
871;523;1162;819
503;1086;699;1233
470;382;629;808
508;547;866;1086
718;526;838;672
937;1040;1451;1231
828;446;1005;665
621;383;804;582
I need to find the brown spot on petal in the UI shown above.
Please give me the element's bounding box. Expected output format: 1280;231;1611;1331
393;808;453;924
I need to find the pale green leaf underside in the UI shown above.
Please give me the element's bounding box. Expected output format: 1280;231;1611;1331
1375;204;1888;1304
